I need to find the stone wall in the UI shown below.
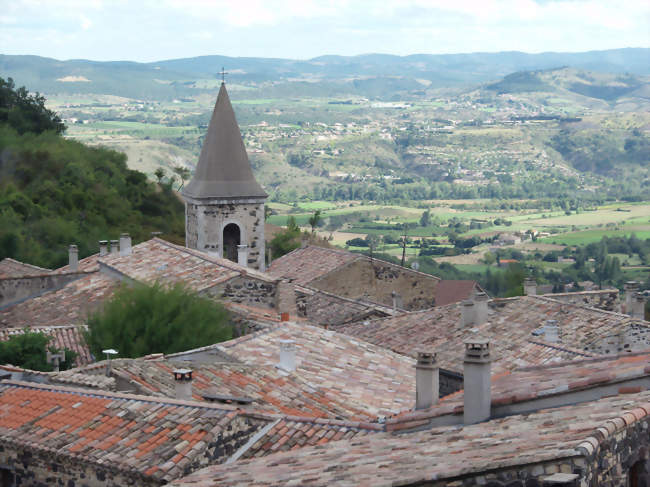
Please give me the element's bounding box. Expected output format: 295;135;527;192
585;322;650;355
439;369;463;397
0;442;157;486
545;290;621;313
309;259;439;310
203;276;276;309
0;272;90;309
185;198;266;271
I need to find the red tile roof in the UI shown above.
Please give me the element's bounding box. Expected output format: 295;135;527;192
0;258;51;278
0;380;252;482
171;390;650;486
268;245;359;286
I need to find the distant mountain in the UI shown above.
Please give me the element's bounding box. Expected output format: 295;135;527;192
1;48;648;100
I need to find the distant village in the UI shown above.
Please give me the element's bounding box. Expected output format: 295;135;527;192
1;83;649;486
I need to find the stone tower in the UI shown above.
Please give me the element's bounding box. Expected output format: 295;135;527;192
182;82;267;270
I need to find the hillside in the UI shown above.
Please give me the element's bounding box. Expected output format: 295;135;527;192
0;78;185;268
1;48;648;100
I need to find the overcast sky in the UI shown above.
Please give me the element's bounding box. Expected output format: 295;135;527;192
1;0;648;62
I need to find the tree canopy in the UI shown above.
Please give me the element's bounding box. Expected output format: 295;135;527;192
0;330;77;371
85;283;233;358
0;77;65;135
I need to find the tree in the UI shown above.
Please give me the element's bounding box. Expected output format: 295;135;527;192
401;223;410;267
0;330;77;371
154;167;165;184
308;210;322;234
419;209;431;227
172;166;191;191
269;216;302;259
0;77;65;135
85;283;232;358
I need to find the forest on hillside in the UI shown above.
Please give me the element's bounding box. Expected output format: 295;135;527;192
0;77;184;268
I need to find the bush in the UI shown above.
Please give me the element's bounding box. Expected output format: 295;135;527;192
0;329;77;371
85;283;232;358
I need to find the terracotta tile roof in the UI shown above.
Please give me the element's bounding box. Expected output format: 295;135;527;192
337;295;645;374
219;321;417;418
100;238;275;292
82;358;378;420
235;416;380;460
0;272;118;329
171;390;650;486
0;365;115;390
0;380;253;483
55;253;101;273
0;258;51;278
268;246;359;286
0;325;92;365
433;279;480;306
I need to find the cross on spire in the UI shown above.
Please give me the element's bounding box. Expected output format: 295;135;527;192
220;67;228;84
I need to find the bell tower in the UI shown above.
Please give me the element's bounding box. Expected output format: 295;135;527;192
182;82;267;270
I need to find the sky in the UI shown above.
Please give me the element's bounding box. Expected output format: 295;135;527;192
1;0;649;62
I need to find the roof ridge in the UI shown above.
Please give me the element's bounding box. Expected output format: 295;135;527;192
515;349;650;372
531;294;648;322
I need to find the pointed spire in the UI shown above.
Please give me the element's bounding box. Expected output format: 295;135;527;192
183;83;267;199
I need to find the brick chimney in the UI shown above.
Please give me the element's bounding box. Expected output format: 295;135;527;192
415;351;438;410
523;278;537;296
542;319;560;343
110;240;119;255
391;291;403;311
99;240;108;257
237;244;248;267
68;244;78;271
463;339;491;425
278;339;296;373
473;292;489;325
624;281;640;315
461;300;475;328
119;233;132;256
173;368;193;401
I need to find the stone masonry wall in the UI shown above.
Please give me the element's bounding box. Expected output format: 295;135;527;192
546;290;621;313
0;442;158;486
203;276;276;309
310;259;439;310
0;272;90;308
585;323;650;355
185;200;265;271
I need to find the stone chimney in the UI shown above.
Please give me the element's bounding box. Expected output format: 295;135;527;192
278;339;296;373
99;240;108;257
301;236;308;249
523;278;537;296
391;291;403;311
68;244;78;271
543;319;560;343
461;300;476;328
473;292;489;325
275;279;297;320
415;351;438;410
463;339;491;425
624;281;640;315
631;293;646;320
237;244;248;267
109;240;119;255
173;368;193;401
267;246;273;267
46;350;66;372
102;349;118;377
119;233;132;256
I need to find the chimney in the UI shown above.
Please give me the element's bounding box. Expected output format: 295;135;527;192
99;240;108;257
631;293;646;320
267;246;273;267
624;281;640;315
46;350;66;372
275;279;297;320
415;351;438;410
463;339;491;425
523;278;537;296
119;233;132;256
110;240;119;255
300;236;308;249
237;244;248;267
391;291;403;311
102;349;118;377
461;300;476;327
68;244;78;271
543;319;560;343
473;292;489;325
173;368;193;401
278;339;296;372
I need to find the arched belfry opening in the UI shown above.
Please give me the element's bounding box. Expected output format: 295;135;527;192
223;223;241;263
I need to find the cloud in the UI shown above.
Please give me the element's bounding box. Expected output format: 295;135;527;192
80;15;92;31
